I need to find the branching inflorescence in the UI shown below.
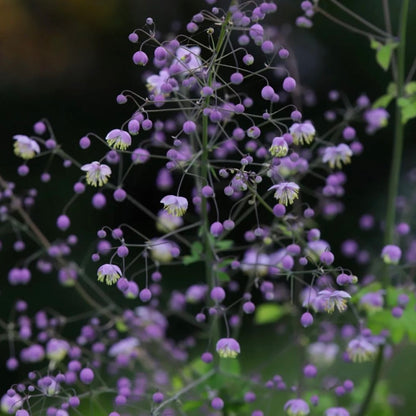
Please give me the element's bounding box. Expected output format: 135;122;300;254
1;0;415;415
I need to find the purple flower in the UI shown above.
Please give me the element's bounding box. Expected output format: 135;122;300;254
322;144;352;169
81;161;112;187
13;134;41;159
108;337;139;357
359;291;384;312
307;342;339;367
174;46;202;74
46;338;70;362
347;337;377;362
216;337;241;358
284;398;310;415
160;195;188;216
325;407;350;416
364;108;389;133
381;244;402;264
269;136;289;157
97;264;122;285
105;129;132;150
268;182;300;205
156;209;184;232
148;239;179;263
1;393;23;413
317;290;351;313
289;122;315;145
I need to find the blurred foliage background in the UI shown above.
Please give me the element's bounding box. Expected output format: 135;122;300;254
1;0;416;414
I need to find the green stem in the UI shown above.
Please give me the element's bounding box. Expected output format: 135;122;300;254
200;11;232;345
357;1;409;415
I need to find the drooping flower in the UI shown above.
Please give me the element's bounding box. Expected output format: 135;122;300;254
156;209;184;232
289;122;316;145
81;161;112;187
1;393;23;413
322;144;353;169
97;264;122;285
359;291;384;312
325;407;350;416
108;337;139;357
241;249;270;277
284;398;310;416
148;239;179;263
46;338;70;362
13;135;41;159
268;182;300;205
146;69;172;95
347;337;377;362
269;136;289;157
317;290;351;313
160;195;188;216
308;342;339;367
216;337;241;358
105;129;132;150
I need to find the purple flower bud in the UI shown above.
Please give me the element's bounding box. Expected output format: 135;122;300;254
283;77;296;92
391;306;403;318
320;251;335;265
261;40;274;54
113;188;127;202
92;193;106;210
128;32;138;43
273;203;286;217
137;286;152;302
153;392;164;403
79;136;91;149
243;301;255;314
79;368;94;384
211;397;224;410
381;244;401;264
300;312;313;327
230;72;244;85
261;86;275;100
56;215;70;231
243;54;254;65
210;222;224;237
202;185;214;197
201;352;213;363
183;120;196;134
132;51;148;66
303;364;317;378
210;286;226;302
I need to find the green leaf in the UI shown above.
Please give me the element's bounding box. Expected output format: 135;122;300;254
372;94;394;109
405;81;416;95
191;241;203;256
398;96;416;124
376;42;398;71
183;255;199;265
217;271;230;282
370;38;382;50
183;401;204;411
215;239;234;250
254;303;287;324
115;319;128;332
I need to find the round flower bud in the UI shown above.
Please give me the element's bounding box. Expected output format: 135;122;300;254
201;352;213;363
282;77;296;92
152;392;164;403
132;51;148;66
211;397;224;410
79;368;94;384
300;312;313;327
210;222;224;237
210;286;226;302
139;288;152;302
56;215;70;231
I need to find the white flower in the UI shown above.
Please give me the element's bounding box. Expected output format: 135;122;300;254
289;122;316;145
105;129;131;150
268;182;300;205
81;161;112;187
160;195;188;216
13;135;40;159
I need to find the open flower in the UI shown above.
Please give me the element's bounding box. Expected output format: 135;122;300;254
325;408;350;416
284;399;310;416
289;122;316;145
317;290;351;313
105;129;132;150
322;144;353;169
175;46;202;74
13;135;41;159
97;264;122;285
81;161;112;187
269;136;289;157
347;337;377;362
216;337;240;358
268;182;300;205
160;195;188;216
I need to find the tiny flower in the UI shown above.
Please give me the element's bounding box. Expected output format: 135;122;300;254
97;264;122;285
284;399;310;416
347;337;377;362
381;244;401;264
81;161;112;187
308;342;339;367
148;239;179;263
322;144;353;169
175;46;202;74
269;136;289;157
105;129;132;150
1;393;23;413
359;291;384;312
325;408;350;416
46;338;70;362
160;195;188;216
289;122;316;145
146;69;172;95
13;135;41;159
216;337;240;358
364;108;389;133
318;290;351;313
156;209;184;232
268;182;300;205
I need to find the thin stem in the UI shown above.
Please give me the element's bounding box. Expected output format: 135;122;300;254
357;1;409;415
